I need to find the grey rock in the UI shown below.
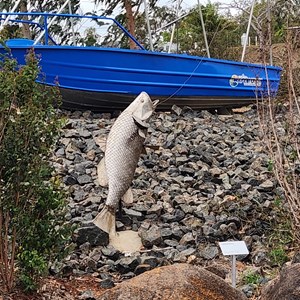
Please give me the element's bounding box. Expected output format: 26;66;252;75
164;239;179;247
160;227;173;239
100;278;115;289
77;174;92;185
140;256;160;268
240;284;255;298
258;179;274;191
199;245;219;260
74;225;109;247
116;256;141;273
123;208;143;219
134;264;152;275
79;290;95;300
64;175;78;185
141;225;163;248
179;232;195;245
101;245;120;260
180;248;196;257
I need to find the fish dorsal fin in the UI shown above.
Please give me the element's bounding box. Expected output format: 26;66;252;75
97;157;108;187
121;188;134;204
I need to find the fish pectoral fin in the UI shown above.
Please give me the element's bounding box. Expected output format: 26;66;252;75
93;206;116;235
141;145;147;155
133;115;150;128
122;188;134;205
97;157;108;187
138;128;147;139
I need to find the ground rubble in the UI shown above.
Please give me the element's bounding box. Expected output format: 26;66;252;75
50;105;288;299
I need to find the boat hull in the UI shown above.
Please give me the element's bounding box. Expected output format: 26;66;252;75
0;43;281;111
59;88;257;111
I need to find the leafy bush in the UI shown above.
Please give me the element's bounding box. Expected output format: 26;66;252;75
0;50;72;292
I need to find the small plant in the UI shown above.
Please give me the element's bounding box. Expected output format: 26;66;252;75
267;159;274;172
269;247;289;266
243;270;261;285
273;196;282;207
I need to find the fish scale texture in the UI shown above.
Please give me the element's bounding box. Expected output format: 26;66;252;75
105;110;145;208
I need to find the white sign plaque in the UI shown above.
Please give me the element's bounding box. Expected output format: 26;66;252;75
219;241;249;256
218;241;249;288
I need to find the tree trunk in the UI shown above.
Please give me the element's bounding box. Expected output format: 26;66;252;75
20;0;32;39
124;0;136;49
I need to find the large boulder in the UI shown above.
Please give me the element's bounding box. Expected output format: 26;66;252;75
260;263;300;300
97;263;246;300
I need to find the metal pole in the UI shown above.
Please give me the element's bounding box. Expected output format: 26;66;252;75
231;255;236;288
68;0;76;45
241;0;255;62
143;0;153;51
1;0;22;27
155;12;190;32
197;0;210;58
34;0;70;45
267;0;273;65
169;0;182;53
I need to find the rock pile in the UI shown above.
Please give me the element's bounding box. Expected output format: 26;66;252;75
52;106;282;294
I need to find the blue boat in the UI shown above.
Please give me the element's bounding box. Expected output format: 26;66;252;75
0;12;281;111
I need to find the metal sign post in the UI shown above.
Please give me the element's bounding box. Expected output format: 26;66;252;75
219;241;249;288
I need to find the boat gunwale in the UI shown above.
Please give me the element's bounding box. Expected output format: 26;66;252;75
3;44;282;72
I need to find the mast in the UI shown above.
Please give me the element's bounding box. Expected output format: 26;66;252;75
267;0;273;65
143;0;154;51
241;0;255;62
169;0;182;53
197;0;210;58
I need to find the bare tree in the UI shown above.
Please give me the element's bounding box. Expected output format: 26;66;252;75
257;27;300;241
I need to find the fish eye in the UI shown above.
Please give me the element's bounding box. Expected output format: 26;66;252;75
141;99;144;103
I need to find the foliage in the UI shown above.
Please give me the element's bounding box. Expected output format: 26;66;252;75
0;50;72;292
0;0;76;11
269;247;289;266
242;270;262;285
0;25;22;40
168;3;242;58
93;0;165;49
80;27;101;47
272;0;300;41
267;216;292;266
0;0;80;44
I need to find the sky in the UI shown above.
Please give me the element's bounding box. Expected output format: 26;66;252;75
79;0;235;15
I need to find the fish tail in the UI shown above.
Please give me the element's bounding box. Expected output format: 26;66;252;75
93;205;116;236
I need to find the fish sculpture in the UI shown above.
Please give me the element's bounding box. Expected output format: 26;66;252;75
93;92;159;250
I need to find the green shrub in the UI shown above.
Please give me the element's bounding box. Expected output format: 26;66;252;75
0;49;72;292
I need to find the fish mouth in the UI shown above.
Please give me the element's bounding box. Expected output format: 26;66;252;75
152;99;160;108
